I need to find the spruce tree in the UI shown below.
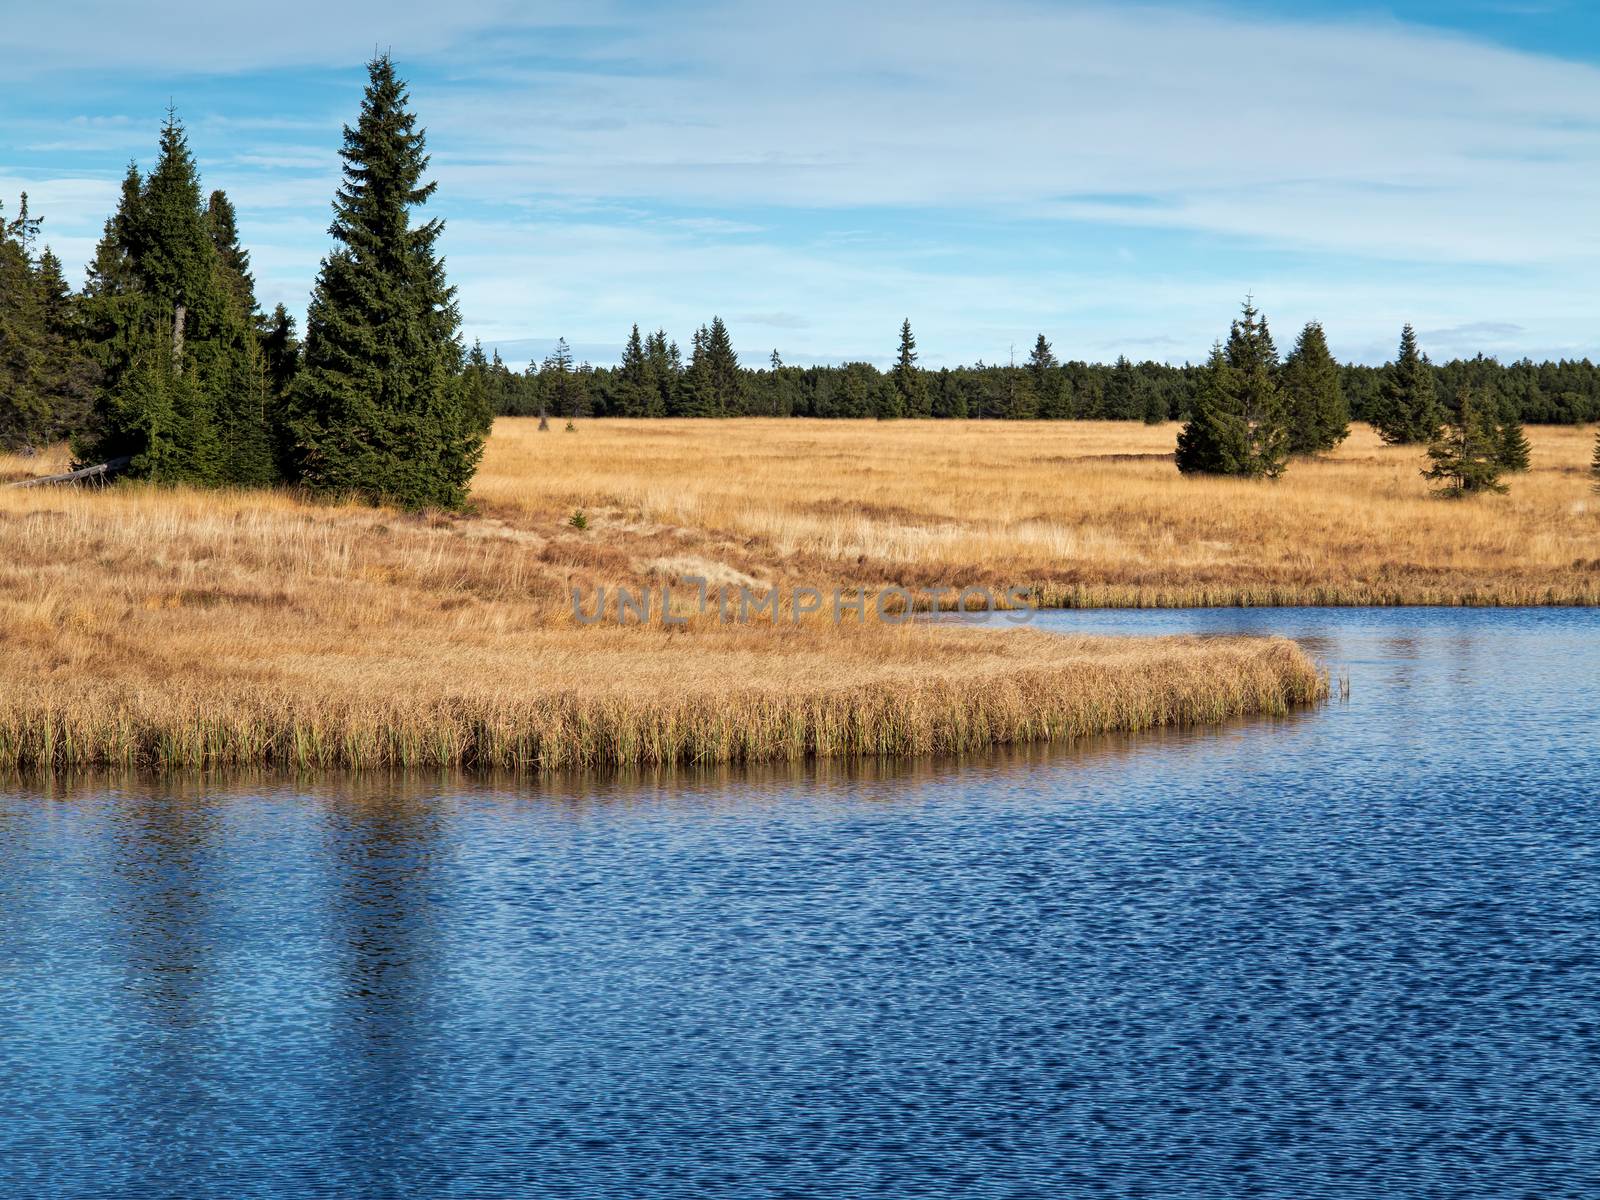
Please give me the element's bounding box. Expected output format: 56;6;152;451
1591;429;1600;493
574;360;595;419
259;304;300;471
461;339;494;438
34;245;96;444
888;319;928;418
704;316;743;415
1141;380;1168;424
1026;333;1060;414
261;304;300;401
1281;321;1347;454
1225;298;1289;477
1374;325;1442;444
1175;344;1249;474
1423;389;1507;496
615;324;656;417
79;165;145;421
287;55;481;508
206;189;259;323
1175;299;1289;477
1495;416;1531;472
0;196;51;451
540;338;580;416
674;327;715;416
1103;356;1141;420
838;362;881;418
0;209;100;454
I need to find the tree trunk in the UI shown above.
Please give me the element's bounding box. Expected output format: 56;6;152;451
172;304;187;376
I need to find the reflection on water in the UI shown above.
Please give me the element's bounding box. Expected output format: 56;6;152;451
2;608;1598;1198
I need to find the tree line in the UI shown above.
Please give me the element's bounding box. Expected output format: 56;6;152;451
467;318;1600;429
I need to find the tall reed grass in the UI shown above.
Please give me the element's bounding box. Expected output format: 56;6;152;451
0;633;1324;770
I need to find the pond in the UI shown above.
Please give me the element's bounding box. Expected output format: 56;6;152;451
2;608;1597;1198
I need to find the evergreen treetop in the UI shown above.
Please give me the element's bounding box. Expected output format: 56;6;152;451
1374;324;1442;445
1423;389;1507;496
1280;320;1348;454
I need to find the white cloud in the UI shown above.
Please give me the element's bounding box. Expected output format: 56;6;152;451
0;1;614;75
402;1;1600;267
7;1;1600;362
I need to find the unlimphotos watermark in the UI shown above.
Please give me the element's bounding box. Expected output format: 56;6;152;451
571;579;1036;626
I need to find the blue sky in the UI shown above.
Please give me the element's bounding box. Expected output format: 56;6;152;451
4;0;1600;368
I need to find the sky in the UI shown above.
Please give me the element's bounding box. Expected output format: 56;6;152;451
4;0;1600;369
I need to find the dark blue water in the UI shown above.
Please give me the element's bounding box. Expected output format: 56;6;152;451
2;608;1598;1199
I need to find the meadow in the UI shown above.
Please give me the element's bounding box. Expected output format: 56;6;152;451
0;418;1399;771
13;412;1589;771
470;418;1600;608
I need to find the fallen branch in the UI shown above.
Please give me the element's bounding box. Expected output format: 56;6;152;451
6;457;132;488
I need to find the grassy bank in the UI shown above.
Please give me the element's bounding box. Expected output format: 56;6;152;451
0;628;1323;771
0;433;1331;769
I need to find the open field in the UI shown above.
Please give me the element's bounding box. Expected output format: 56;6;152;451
0;421;1352;770
469;418;1600;608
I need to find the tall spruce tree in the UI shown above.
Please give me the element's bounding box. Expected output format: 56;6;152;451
1373;324;1442;445
287;55;480;508
1281;321;1348;454
888;319;928;418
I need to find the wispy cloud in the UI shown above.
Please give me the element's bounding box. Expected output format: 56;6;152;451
5;1;1600;364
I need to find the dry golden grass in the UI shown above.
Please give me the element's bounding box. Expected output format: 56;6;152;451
471;418;1600;607
0;420;1348;770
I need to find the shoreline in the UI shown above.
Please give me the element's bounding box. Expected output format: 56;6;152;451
1026;588;1600;609
0;633;1326;772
